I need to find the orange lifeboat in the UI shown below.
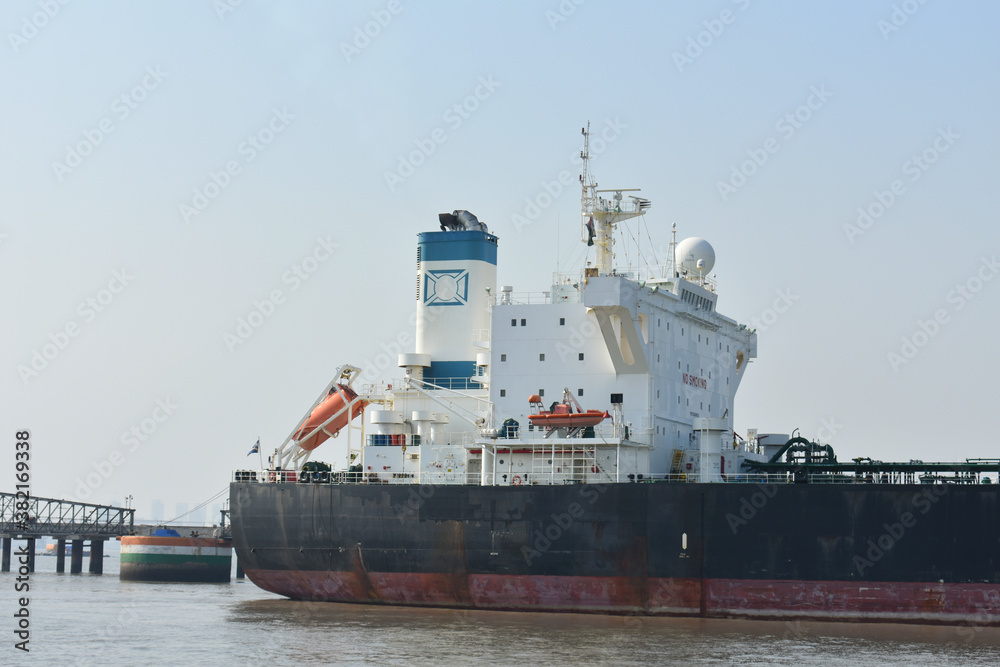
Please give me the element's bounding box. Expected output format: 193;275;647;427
528;406;609;429
294;384;367;451
526;391;609;430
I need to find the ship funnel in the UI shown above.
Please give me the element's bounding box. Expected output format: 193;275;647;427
439;210;488;233
412;221;498;390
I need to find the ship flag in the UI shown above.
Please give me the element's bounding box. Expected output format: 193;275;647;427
247;438;260;456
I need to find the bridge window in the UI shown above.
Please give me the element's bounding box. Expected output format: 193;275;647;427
560;317;565;325
511;319;516;326
521;318;526;326
539;389;545;397
500;389;506;397
578;388;584;397
501;354;507;362
539;353;545;361
579;353;585;361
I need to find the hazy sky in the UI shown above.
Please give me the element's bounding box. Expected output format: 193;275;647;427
3;1;999;518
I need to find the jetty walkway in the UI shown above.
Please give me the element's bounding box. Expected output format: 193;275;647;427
0;492;134;574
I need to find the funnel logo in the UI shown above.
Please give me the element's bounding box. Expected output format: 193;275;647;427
424;269;469;306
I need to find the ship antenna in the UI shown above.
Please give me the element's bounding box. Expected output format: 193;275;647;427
667;222;677;279
578;122;650;276
579;122;596;253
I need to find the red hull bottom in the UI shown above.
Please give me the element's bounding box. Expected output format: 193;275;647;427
244;569;1000;625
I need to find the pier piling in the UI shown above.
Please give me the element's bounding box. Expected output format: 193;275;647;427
56;538;66;572
1;537;9;572
70;539;83;574
26;538;35;572
89;539;105;574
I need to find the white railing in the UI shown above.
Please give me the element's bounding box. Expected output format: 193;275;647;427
496;291;560;305
483;422;651;444
233;467;993;486
358;378;407;397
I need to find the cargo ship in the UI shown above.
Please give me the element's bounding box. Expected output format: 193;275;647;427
230;125;1000;624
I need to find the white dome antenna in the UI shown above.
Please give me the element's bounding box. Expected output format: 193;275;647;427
675;237;716;284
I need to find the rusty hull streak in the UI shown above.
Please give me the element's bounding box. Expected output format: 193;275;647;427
241;570;1000;625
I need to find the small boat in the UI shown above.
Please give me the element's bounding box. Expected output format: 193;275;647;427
527;389;609;430
42;543;104;557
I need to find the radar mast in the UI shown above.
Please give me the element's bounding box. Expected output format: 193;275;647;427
579;122;651;276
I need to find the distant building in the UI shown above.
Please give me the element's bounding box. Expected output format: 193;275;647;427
150;499;164;522
190;506;206;526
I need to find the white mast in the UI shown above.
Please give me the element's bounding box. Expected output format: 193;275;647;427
579;123;650;276
579;123;596;250
666;222;677;279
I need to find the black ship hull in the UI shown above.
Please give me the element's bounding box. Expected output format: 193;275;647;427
229;481;1000;624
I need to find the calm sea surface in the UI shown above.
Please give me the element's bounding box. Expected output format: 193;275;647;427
4;541;1000;666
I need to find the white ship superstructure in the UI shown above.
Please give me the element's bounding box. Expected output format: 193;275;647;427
271;125;764;486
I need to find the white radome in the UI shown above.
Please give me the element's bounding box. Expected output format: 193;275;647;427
676;237;716;276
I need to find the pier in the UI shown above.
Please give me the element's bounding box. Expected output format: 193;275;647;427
0;493;134;574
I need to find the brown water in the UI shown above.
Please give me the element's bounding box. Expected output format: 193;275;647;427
5;547;1000;665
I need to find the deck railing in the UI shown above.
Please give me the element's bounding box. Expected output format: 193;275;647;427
232;468;991;487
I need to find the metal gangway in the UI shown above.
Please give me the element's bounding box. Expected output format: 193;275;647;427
0;492;135;574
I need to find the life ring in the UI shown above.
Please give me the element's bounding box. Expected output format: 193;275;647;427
512;475;522;486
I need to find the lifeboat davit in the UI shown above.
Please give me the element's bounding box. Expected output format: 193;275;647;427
294;384;367;451
526;393;609;430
